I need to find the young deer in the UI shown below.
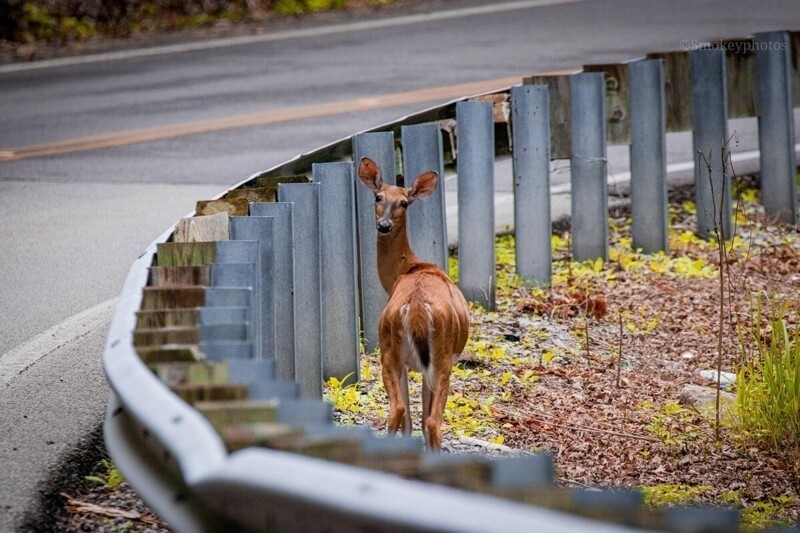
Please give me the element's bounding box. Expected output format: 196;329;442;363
358;157;469;450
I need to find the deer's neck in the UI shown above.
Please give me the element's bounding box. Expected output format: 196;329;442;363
376;226;420;294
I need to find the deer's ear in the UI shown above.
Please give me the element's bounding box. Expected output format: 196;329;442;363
408;171;438;203
358;157;383;192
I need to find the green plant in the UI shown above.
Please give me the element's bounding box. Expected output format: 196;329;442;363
641;401;701;446
274;0;347;15
740;495;796;530
640;484;713;507
21;3;56;41
85;459;124;489
734;295;800;454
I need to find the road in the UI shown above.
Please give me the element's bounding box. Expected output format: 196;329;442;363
1;0;798;529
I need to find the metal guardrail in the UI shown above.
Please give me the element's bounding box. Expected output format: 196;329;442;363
103;30;798;532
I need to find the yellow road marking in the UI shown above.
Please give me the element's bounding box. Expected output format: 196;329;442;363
0;71;576;162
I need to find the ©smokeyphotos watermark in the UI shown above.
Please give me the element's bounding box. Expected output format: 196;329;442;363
679;39;788;52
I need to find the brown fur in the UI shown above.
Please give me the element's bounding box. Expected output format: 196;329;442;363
358;157;469;450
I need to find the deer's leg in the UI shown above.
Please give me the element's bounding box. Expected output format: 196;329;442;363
425;370;451;451
400;368;412;435
422;376;432;445
381;348;405;436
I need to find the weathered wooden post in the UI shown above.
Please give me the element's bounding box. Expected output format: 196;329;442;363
401;123;448;272
352;132;396;354
630;59;669;253
511;84;551;286
755;31;798;224
278;183;323;399
570;72;609;262
249;202;296;381
456;101;496;310
313;162;361;384
690;48;731;239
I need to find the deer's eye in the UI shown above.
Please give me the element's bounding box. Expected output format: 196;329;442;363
375;195;382;203
400;200;408;208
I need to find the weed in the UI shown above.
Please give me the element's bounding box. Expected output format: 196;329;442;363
734;295;800;454
640;484;713;507
740;495;797;530
641;401;701;447
85;459;123;490
274;0;347;15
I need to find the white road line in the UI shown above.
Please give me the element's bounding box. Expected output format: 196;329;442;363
0;0;582;74
0;298;117;388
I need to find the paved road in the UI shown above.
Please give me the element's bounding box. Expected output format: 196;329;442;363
1;0;798;529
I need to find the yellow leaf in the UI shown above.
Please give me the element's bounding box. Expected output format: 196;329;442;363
501;372;514;385
490;435;506;445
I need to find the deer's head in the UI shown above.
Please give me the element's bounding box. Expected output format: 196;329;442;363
357;157;438;236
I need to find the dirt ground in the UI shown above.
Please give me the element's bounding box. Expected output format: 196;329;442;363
327;178;800;530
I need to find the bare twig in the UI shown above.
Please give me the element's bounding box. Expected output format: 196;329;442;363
616;311;624;388
61;493;165;527
494;406;659;443
697;144;728;444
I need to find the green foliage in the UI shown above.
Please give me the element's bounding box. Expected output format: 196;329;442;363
85;459;124;490
734;296;800;453
641;401;701;446
448;256;459;283
21;3;56;41
274;0;348;15
640;484;713;507
15;3;98;42
740;494;796;530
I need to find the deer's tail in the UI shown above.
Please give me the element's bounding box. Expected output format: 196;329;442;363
400;299;434;371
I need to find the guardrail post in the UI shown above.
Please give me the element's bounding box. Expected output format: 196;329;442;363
312;162;361;384
630;59;669;253
229;217;275;360
511;85;551;286
691;48;732;240
401;123;448;272
278;183;323;399
456;101;496;310
570;72;609;262
208;263;255;343
352;132;396;354
249;202;296;381
755;31;798;224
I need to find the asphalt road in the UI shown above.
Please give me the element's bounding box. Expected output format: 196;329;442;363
1;0;799;529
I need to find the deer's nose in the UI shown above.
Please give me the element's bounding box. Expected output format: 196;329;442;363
377;221;392;234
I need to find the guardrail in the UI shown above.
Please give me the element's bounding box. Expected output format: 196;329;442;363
103;30;799;532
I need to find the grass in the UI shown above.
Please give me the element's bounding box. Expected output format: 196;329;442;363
84;459;124;490
734;295;800;455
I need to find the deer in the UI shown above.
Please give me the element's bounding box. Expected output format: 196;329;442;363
357;156;470;451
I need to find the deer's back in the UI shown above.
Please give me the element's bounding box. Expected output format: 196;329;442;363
384;262;469;355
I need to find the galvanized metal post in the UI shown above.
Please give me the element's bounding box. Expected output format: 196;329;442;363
352;132;396;353
229;217;276;360
401;123;448;272
214;240;258;347
456;101;496;310
249;202;296;381
278;183;323;399
691;48;731;240
755;31;798;224
630;59;669;253
312;162;361;384
570;72;609;262
511;85;551;286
